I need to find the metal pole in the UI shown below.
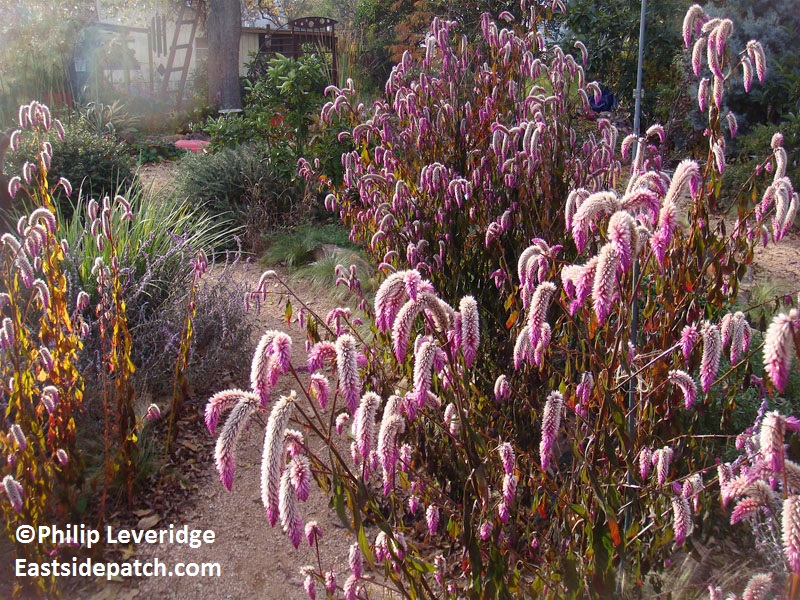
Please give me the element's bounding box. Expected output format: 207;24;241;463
619;1;647;597
633;0;647;142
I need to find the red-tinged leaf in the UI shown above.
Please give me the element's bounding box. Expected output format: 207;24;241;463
608;517;621;547
506;310;519;329
537;495;547;518
285;299;292;325
588;316;597;340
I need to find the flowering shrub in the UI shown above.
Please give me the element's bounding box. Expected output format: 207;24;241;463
0;103;86;596
203;2;800;597
0;104;208;596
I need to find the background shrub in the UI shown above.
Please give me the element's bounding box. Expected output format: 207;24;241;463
8;121;137;219
174;143;304;249
287;5;800;596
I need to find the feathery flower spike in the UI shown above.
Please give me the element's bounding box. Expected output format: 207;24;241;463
215;394;260;491
336;334;362;413
540;391;564;471
700;323;722;393
783;495;800;573
763;310;798;392
459;296;480;367
2;475;23;512
261;392;296;527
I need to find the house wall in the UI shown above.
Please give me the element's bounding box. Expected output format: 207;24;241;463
91;1;325;105
240;29;268;76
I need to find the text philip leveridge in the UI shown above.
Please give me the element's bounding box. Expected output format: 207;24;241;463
19;524;216;549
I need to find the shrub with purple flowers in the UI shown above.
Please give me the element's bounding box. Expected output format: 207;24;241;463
204;2;800;597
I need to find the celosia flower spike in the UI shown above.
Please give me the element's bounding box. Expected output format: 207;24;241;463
494;374;511;401
576;371;593;408
668;370;698;410
2;475;23;512
653;446;674;486
607;211;637;271
729;312;751;364
680;324;699;361
214;394;260;491
412;340;437;407
205;389;254;436
335;413;349;435
639;447;652;480
348;543;363;579
353;392;380;463
336;334;362;413
302;568;316;600
527;282;557;347
498;442;515;475
261;392;296;527
571;191;621;252
426;504;440;535
279;468;303;548
700;323;722;393
759;411;786;473
9;423;26;451
459;296;480;367
742;56;753;92
444;403;460;436
540;391;564;471
664;159;701;206
290;455;312;502
592;244;619;325
502;473;517;505
375;531;390;562
378;412;405;495
783;495;800;573
672;495;691;546
374;270;409;332
698;78;710;112
747;40;767;83
682;5;706;48
145;404;161;421
268;333;292;386
251;331;277;404
742;573;773;600
306;341;336;372
763;309;798;392
391;297;424;362
308;373;330;409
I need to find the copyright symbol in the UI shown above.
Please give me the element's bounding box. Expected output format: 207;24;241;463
16;525;34;544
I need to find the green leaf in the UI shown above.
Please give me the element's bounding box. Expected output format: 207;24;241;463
357;524;374;565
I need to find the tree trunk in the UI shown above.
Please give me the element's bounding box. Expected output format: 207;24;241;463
206;0;242;110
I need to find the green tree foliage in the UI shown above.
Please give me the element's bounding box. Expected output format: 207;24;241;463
0;1;96;124
710;0;800;127
560;0;692;119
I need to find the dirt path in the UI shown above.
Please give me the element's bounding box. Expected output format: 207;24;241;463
749;226;800;295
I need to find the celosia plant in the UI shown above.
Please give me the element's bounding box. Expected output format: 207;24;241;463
207;2;800;598
0;102;86;596
0;105;192;597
